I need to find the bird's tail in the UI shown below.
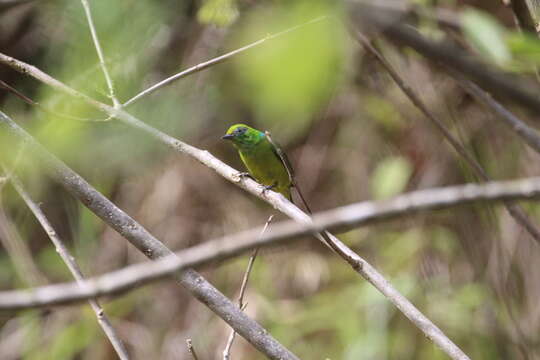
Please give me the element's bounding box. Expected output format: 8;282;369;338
292;185;344;256
292;185;313;215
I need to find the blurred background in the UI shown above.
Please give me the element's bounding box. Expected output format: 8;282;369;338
1;0;540;358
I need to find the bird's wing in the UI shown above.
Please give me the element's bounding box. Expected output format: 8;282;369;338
264;131;295;184
265;131;313;214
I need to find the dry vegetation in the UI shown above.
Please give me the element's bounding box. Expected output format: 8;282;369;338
1;0;540;359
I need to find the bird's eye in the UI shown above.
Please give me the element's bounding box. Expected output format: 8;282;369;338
236;127;247;135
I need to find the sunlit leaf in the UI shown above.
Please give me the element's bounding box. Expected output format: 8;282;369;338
370;156;413;199
507;31;540;67
232;1;346;140
363;95;405;132
47;319;98;359
198;0;239;27
462;8;511;66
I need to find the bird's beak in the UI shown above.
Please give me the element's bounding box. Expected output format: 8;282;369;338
222;134;234;140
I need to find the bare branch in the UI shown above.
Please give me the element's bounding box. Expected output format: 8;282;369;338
353;32;540;244
0;176;540;309
186;339;200;360
6;172;129;360
0;54;469;360
122;16;327;108
455;76;540;154
0;79;97;122
0;191;46;286
223;215;274;360
80;0;120;107
0;0;37;11
0;80;38;106
507;0;539;33
0;110;298;360
348;1;540;114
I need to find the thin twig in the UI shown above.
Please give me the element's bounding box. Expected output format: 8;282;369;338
505;0;540;80
0;192;46;286
5;170;129;360
0;79;97;122
223;215;274;360
0;80;37;105
354;32;540;245
186;339;200;360
0;111;298;360
80;0;120;108
0;0;37;11
348;1;540;114
507;0;538;34
0;55;470;360
1;174;540;307
122;16;327;108
455;76;540;155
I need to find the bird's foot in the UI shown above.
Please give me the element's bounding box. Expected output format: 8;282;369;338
235;172;254;182
261;183;277;196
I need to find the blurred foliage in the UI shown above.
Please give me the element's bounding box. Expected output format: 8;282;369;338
231;0;346;140
462;8;511;66
370;156;413;199
198;0;239;27
1;0;540;359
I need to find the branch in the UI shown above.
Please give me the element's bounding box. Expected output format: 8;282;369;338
0;54;469;360
353;33;540;244
0;192;46;286
122;16;327;108
0;111;299;360
0;176;540;308
0;0;37;11
455;76;540;155
223;215;274;360
0;79;95;122
80;0;120;107
186;339;200;360
507;0;539;33
348;1;540;114
6;172;129;360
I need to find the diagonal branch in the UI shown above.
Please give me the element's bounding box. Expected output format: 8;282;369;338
455;76;540;155
348;1;540;114
1;175;540;309
0;53;470;360
122;16;327;108
0;79;96;122
186;339;200;360
80;0;120;107
223;215;274;360
0;194;47;287
0;111;299;360
5;171;130;360
353;32;540;244
507;0;539;34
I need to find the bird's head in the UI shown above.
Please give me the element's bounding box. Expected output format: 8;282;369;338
222;124;264;150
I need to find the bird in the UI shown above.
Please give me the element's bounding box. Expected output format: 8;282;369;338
223;124;338;252
222;123;297;202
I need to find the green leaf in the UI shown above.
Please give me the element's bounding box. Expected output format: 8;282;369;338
507;31;540;65
197;0;238;27
462;8;511;66
47;318;97;359
370;156;413;200
232;1;346;140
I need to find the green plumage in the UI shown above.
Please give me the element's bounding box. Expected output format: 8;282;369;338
222;124;292;199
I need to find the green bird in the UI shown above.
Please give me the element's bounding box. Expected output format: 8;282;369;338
223;124;337;251
222;124;297;202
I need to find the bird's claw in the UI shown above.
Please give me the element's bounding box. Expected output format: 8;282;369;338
235;172;254;182
261;183;276;196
